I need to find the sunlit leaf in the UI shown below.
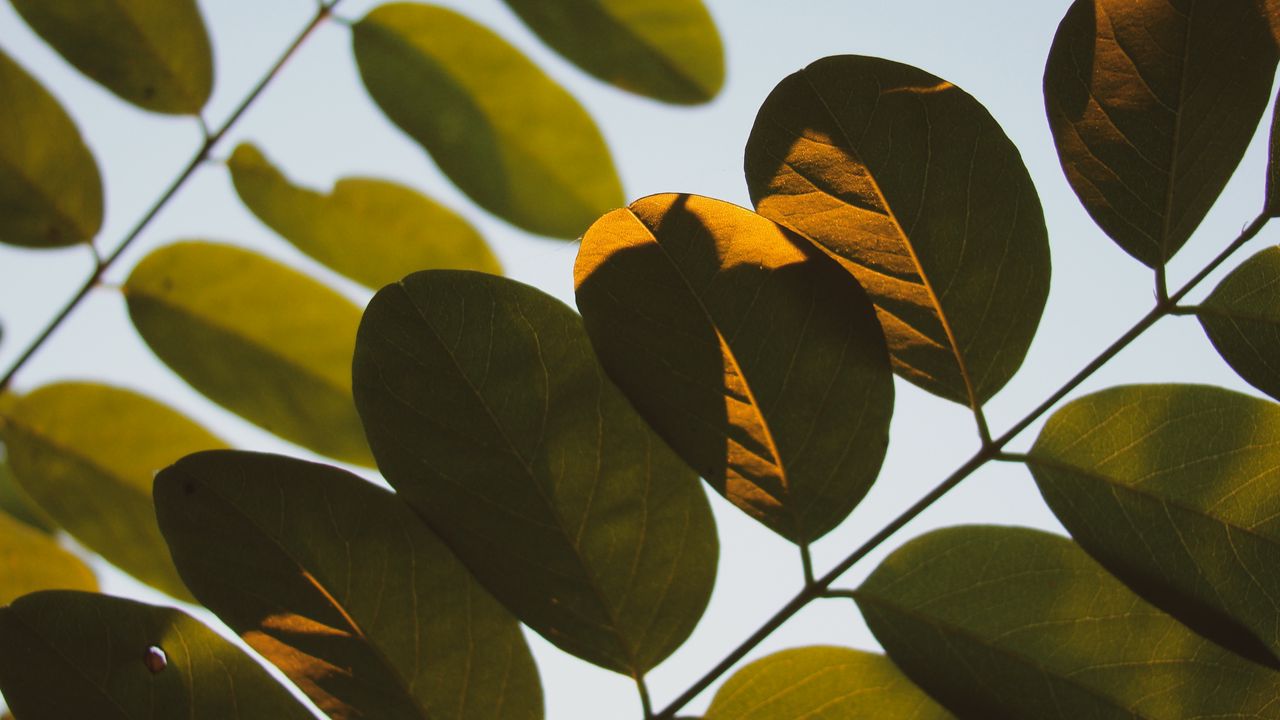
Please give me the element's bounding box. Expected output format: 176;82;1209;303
353;271;717;675
1028;384;1280;667
0;50;102;248
1197;247;1280;400
575;193;892;543
124;241;372;466
0;382;224;601
500;0;723;104
227;142;502;289
0;591;314;719
858;525;1280;718
0;512;96;605
1044;0;1278;267
703;646;953;720
0;456;54;534
745;55;1050;407
10;0;213;114
351;3;624;239
155;450;543;720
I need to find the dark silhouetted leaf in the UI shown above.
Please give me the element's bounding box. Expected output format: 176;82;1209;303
227;142;502;289
0;591;313;719
575;193;892;543
351;3;623;239
1044;0;1278;266
0;455;54;534
0;512;96;605
858;525;1280;718
124;241;373;466
500;0;723;104
0;382;224;601
0;50;102;248
10;0;213;114
704;646;953;720
1198;247;1280;400
155;450;543;720
1028;384;1280;667
353;271;717;675
745;55;1050;407
1269;89;1280;217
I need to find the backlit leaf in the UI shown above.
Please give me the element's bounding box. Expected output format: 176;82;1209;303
0;512;96;605
0;50;102;248
0;456;55;534
10;0;213;114
124;241;373;466
575;193;892;543
227;142;502;289
155;450;543;720
352;3;624;239
1028;384;1280;667
1198;247;1280;400
1044;0;1278;266
0;591;313;719
857;525;1280;718
745;55;1050;407
500;0;723;104
0;382;224;601
353;271;717;675
703;647;953;720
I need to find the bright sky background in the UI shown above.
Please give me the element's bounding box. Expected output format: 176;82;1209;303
0;1;1276;718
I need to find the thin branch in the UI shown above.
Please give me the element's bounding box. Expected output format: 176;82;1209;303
0;1;341;394
799;543;815;587
636;675;655;720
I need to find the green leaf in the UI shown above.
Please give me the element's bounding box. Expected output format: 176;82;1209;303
857;525;1280;718
352;271;717;675
0;512;96;606
10;0;213;114
0;382;224;601
0;455;55;534
1043;0;1278;267
575;193;893;543
1197;247;1280;400
0;49;102;248
351;3;624;239
499;0;723;104
124;241;373;466
154;450;543;720
1028;384;1280;667
227;142;502;289
0;591;314;719
703;646;954;720
745;55;1050;407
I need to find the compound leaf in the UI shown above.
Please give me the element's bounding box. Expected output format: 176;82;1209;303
0;512;96;606
745;55;1050;407
353;271;717;675
1044;0;1278;266
352;3;623;239
858;525;1280;718
1198;246;1280;400
575;193;893;543
124;241;373;466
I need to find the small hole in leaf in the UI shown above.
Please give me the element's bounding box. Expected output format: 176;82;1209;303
144;645;167;674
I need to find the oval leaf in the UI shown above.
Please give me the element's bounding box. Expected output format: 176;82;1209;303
0;591;314;719
351;3;624;239
124;241;373;466
500;0;723;104
1044;0;1278;267
857;525;1280;718
0;382;224;601
704;647;953;720
1198;246;1280;400
745;55;1050;407
10;0;213;114
155;450;543;720
575;193;893;543
228;142;502;289
1028;384;1280;667
0;50;102;248
352;270;718;675
0;512;96;606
